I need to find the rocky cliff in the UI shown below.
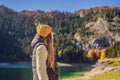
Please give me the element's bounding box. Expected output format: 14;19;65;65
74;17;120;53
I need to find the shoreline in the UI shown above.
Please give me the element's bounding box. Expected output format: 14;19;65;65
0;61;93;67
57;62;93;67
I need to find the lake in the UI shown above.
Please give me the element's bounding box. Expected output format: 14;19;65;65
0;62;88;80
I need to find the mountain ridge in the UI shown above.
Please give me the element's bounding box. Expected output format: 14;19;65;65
0;5;119;16
77;6;120;18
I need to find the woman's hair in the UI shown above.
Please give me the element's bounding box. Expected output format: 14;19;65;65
46;32;55;71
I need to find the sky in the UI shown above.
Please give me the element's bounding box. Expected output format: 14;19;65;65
0;0;120;12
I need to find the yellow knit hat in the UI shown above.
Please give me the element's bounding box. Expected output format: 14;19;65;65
36;23;52;38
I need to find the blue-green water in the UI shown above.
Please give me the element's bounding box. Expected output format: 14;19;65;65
59;66;88;80
0;62;88;80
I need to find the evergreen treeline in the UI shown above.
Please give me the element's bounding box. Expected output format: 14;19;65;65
106;42;120;58
0;5;120;62
0;11;35;62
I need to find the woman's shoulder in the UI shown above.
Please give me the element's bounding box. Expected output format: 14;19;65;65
36;44;47;51
36;44;48;57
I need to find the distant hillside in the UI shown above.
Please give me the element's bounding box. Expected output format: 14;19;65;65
0;5;120;62
78;6;119;18
0;5;17;14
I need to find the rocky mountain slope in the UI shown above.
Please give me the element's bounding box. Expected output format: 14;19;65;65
74;14;120;53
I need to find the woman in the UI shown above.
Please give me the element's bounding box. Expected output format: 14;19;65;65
31;23;58;80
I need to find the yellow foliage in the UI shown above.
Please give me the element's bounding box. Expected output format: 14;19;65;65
94;49;98;53
114;58;120;62
100;50;105;61
87;50;94;59
58;50;62;57
87;47;111;60
98;57;120;63
96;50;102;58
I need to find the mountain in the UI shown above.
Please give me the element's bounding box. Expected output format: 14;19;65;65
0;5;17;14
77;6;119;18
18;10;40;16
74;6;120;51
74;18;120;51
0;5;120;62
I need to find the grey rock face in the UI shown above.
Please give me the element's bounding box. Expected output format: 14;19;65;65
93;37;111;49
74;18;120;52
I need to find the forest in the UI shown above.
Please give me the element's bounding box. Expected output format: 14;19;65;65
0;5;120;63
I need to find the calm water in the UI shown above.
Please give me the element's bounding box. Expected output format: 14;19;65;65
0;62;88;80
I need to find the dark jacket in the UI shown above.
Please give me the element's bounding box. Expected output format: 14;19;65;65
31;34;58;80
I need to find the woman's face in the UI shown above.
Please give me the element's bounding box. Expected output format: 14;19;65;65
51;32;55;45
51;32;54;39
